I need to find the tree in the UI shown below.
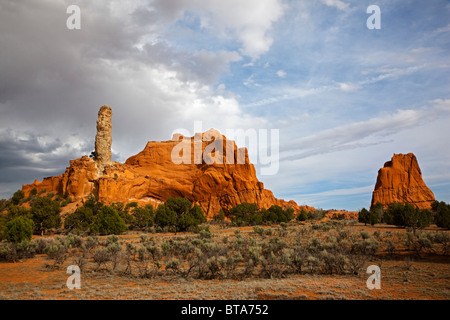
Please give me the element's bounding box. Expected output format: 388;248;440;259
432;201;450;229
372;202;384;222
358;208;370;225
262;205;295;224
228;203;259;226
83;194;104;215
384;202;405;226
417;209;431;229
154;198;206;233
64;206;94;232
3;216;34;243
30;196;61;235
131;205;154;231
213;209;225;222
154;204;177;231
6;205;31;221
385;202;431;233
91;206;127;235
11;190;25;206
297;209;308;222
368;210;379;226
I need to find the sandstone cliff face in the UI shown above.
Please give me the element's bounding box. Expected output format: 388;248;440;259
22;125;308;219
370;153;435;210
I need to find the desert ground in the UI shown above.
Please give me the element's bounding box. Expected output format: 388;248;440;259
0;220;448;300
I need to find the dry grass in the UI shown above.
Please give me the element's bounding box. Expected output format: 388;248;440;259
0;221;448;300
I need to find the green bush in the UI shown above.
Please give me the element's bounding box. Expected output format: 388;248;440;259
131;205;154;231
432;201;450;229
297;209;308;222
64;206;94;232
262;205;294;224
384;202;431;232
358;208;370;225
11;190;25;206
228;202;260;226
30;196;61;234
3;216;34;244
213;209;225;222
154;198;206;233
44;239;68;267
228;203;294;226
91;206;127;235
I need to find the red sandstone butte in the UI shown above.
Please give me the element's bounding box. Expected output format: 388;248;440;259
22;107;310;218
370;153;435;210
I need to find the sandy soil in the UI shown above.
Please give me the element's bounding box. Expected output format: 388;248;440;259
0;222;449;300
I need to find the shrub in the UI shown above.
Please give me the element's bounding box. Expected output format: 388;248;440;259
107;242;122;271
352;238;379;257
213;209;225;222
11;190;25;206
229;203;260;226
0;242;17;262
93;247;111;270
64;206;94;232
360;231;370;240
0;242;36;262
432;201;450;229
45;241;68;267
131;205;154;231
60;197;72;207
154;198;206;233
6;205;31;221
30;196;61;235
385;202;431;232
297;209;308;222
3;216;34;244
91;206;127;235
84;236;99;254
262;205;294;224
358;208;376;225
253;226;265;236
199;226;212;239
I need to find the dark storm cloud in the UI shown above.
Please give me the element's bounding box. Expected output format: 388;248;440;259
0;0;249;199
0;129;89;181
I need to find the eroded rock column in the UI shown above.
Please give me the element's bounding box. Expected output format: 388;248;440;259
95;105;113;174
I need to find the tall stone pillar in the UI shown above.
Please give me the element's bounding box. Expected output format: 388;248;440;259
95;105;113;174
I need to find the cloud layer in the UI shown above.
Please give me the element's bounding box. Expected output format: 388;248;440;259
0;0;449;210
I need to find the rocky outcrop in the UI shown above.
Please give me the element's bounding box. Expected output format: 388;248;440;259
370;153;435;210
95;105;113;175
22;107;310;219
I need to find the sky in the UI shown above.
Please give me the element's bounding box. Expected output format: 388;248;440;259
0;0;449;210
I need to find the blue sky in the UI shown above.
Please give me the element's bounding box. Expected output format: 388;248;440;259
0;0;449;210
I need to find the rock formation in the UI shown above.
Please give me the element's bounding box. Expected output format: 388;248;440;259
22;106;310;219
370;153;435;210
94;105;113;175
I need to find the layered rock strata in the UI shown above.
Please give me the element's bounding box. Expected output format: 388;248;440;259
22;107;310;218
370;153;435;210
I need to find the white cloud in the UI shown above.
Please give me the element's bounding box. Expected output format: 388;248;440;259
281;99;450;161
321;0;350;11
298;185;373;198
150;0;285;59
434;23;450;34
338;82;361;92
277;70;287;78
